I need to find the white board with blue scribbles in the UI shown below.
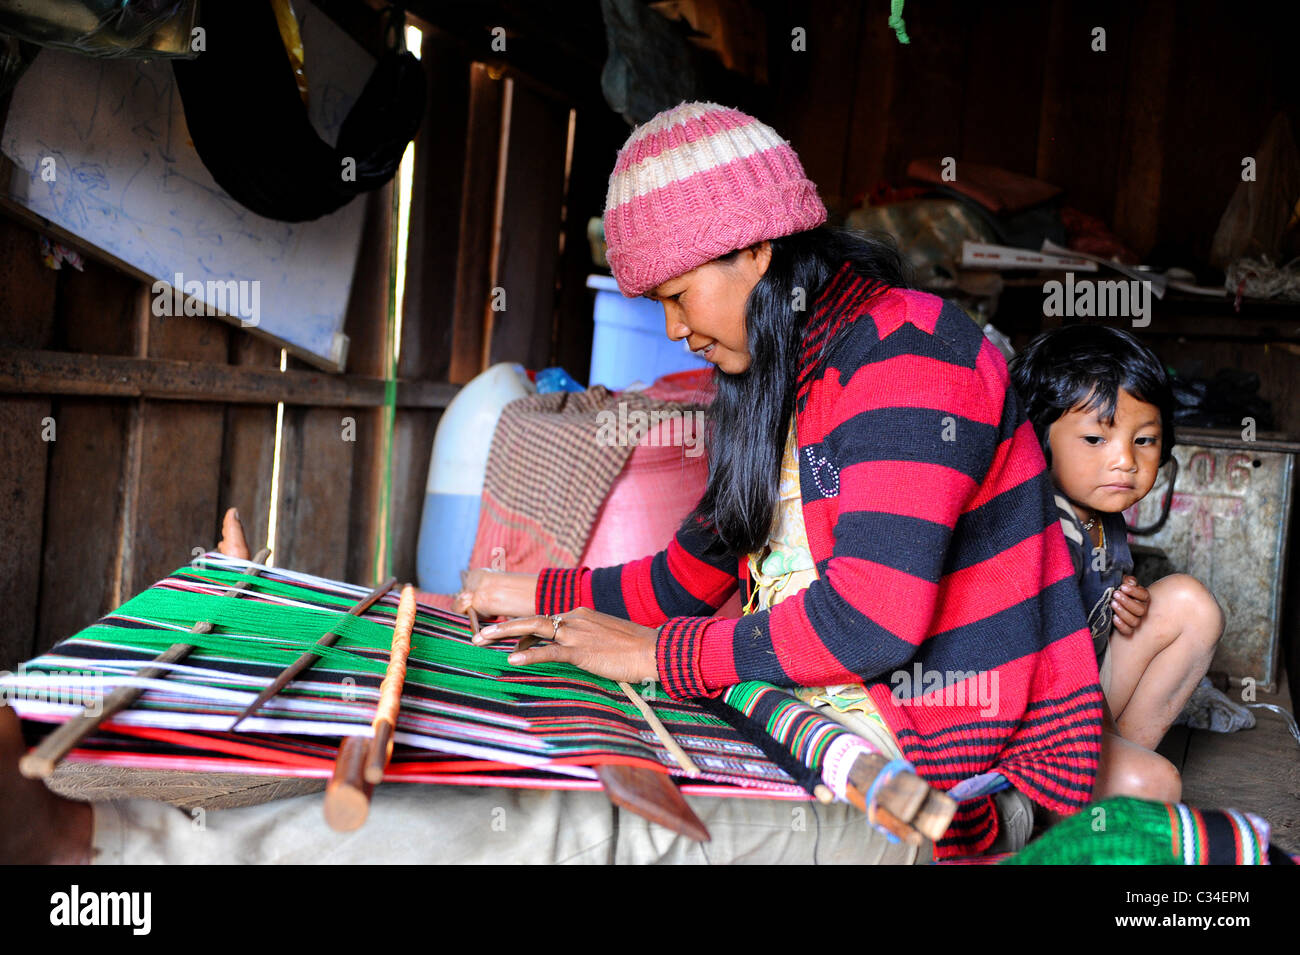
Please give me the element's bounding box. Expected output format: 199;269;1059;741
0;3;372;372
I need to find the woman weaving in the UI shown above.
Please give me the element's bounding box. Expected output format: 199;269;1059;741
459;101;1105;858
1;102;1102;864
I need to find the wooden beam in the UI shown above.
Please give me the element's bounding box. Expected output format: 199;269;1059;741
489;80;571;370
1110;0;1174;258
0;348;459;409
399;0;609;108
0;214;58;669
449;63;506;384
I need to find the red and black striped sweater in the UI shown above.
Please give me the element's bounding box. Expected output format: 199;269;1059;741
537;263;1104;857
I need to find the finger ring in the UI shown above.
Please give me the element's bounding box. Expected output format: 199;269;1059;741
550;613;564;640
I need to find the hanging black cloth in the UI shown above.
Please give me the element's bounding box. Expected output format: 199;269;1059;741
171;3;425;223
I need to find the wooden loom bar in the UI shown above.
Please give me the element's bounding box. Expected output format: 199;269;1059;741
616;680;700;777
844;753;957;844
326;584;417;830
323;736;373;832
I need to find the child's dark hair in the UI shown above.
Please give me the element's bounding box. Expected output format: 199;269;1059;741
1009;324;1175;466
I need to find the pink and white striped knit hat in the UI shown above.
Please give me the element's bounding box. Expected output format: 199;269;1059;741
603;101;828;298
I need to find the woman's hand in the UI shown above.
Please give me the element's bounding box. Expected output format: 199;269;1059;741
454;569;538;619
1110;575;1150;636
473;606;660;684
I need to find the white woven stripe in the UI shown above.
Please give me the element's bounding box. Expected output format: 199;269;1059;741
821;733;875;801
1054;493;1085;546
1175;803;1196;863
1226;808;1265;864
606;121;787;210
1244;811;1271;853
1225;810;1255;864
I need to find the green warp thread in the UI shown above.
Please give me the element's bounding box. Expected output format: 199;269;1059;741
64;568;720;724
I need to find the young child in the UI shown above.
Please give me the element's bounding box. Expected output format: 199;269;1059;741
1010;325;1224;803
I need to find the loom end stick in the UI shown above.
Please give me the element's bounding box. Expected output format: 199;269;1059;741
847;753;929;820
325;735;374;832
594;764;710;842
21;707;126;780
843;752;956;845
18;748;58;780
868;804;925;847
910;790;959;844
363;720;394;785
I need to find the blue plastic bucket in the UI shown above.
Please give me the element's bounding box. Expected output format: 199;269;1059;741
586;275;709;390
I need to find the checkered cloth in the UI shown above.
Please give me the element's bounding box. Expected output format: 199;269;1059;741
468;385;709;575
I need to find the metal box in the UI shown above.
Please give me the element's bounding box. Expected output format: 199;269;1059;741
1125;428;1297;692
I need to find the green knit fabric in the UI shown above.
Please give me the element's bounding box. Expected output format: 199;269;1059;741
1003;797;1269;865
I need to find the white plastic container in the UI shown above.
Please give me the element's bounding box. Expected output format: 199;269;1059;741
417;363;535;593
586;274;710;390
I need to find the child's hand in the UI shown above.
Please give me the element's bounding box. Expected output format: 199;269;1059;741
1111;575;1150;635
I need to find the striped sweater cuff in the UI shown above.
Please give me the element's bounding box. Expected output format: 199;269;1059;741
655;616;739;700
535;567;593;615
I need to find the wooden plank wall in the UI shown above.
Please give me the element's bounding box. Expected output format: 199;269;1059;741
766;0;1300;430
769;0;1296;252
0;9;620;670
765;0;1300;692
0;184;397;672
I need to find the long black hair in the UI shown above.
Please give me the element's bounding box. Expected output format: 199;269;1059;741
1008;324;1176;467
686;226;912;556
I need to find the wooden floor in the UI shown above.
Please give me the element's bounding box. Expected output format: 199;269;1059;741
1156;672;1300;854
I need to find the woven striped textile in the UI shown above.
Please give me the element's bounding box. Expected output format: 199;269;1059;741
1003;797;1277;865
2;554;807;797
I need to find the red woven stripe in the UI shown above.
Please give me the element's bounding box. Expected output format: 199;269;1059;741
665;535;739;605
535;567;592;614
864;287;942;339
657;617;712;698
827;355;1000;427
937;798;999;858
619;556;665;622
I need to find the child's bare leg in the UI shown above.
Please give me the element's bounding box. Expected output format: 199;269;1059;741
0;705;93;864
1102;574;1223;751
1094;729;1181;802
